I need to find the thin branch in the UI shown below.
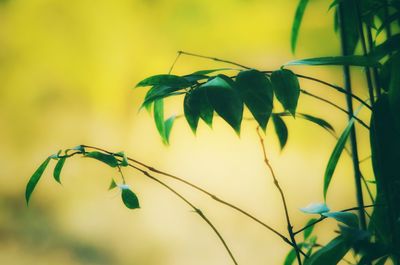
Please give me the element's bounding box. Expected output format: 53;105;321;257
360;173;375;205
80;145;293;246
294;204;376;235
168;52;182;74
178;50;251;70
255;128;302;265
359;156;371;164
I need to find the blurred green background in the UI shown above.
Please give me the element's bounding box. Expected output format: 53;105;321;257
0;0;373;264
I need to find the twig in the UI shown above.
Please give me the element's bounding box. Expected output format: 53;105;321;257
255;128;302;265
168;52;182;74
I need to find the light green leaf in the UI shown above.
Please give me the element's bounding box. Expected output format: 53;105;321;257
85;151;119;168
285;55;381;67
153;99;166;143
300;202;330;214
203;75;243;134
271;69;300;116
283;248;297;265
322;211;359;227
164;115;176;144
235;69;273;131
115;152;129;167
121;187;140;209
272;114;288;150
108;179;117;190
136;74;190;88
26;157;51;204
304;218;318;240
53;157;66;184
278;112;335;133
304;236;350;265
291;0;309;53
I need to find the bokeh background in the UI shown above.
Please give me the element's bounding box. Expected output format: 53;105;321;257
0;0;374;264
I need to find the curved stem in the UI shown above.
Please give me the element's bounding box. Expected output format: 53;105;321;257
178;50;251;70
168;52;182;74
256;128;302;265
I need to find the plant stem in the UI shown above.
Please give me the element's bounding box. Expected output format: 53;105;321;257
178;50;251;69
256;128;302;265
337;1;368;231
168;52;182;74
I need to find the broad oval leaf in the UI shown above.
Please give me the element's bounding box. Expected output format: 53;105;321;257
235;69;273;130
291;0;309;53
136;74;190;88
300;202;330;214
203;75;243;134
272;114;288;150
85;151;119;168
285;55;381;67
26;157;51;204
121;187;140;209
322;211;359;227
53;157;66;184
304;236;350;265
271;69;300;116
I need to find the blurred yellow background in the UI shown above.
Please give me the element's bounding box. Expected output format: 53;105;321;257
0;0;374;264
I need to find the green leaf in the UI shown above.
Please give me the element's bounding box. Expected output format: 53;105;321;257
85;152;119;168
300;202;330;214
235;69;273;131
108;179;117;190
372;34;400;60
183;74;208;84
191;68;234;75
136;74;190;88
304;236;350;265
53;157;66;184
283;247;297;265
164;115;176;144
323;118;355;200
185;86;214;130
203;75;243;134
338;0;360;55
322;212;359;227
153;99;166;143
271;69;300;116
120;187;140;209
285;55;381;67
116;152;129;167
304;218;318;240
291;0;309;53
184;92;200;133
141;85;185;107
272;114;288;150
26;157;51;204
278;112;334;133
375;13;400;38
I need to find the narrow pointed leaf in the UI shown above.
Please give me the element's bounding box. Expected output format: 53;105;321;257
322;211;359;227
53;157;66;184
285;55;380;67
203;75;243;134
26;157;51;204
136;74;190;88
121;188;140;209
271;69;300;116
141;85;185;107
291;0;309;53
108;179;117;190
272;114;288;150
278;112;334;133
164;115;176;144
191;68;234;75
85;151;119;168
235;69;273;130
304;236;350;265
153;99;166;143
300;202;330;214
323;119;355;200
184;92;201;133
304;218;318;240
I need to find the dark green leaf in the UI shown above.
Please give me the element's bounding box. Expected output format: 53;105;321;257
283;248;297;265
85;152;119;168
203;75;243;134
108;179;117;190
387;52;400;132
53;157;66;184
291;0;309;53
376;13;400;37
183;74;208;84
121;187;140;209
300;202;330;214
141;85;186;107
372;34;400;60
278;112;334;133
304;236;350;265
322;211;359;227
285;55;381;67
304;218;318;240
235;69;273;130
324;118;355;200
136;74;190;88
272;114;288;150
191;68;234;75
271;69;300;116
26;157;51;204
184;92;200;133
186;86;214;129
338;0;360;55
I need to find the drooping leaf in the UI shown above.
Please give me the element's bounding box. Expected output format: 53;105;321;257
278;112;335;133
153;99;166;143
121;187;140;209
322;211;359;227
323;117;355;200
235;69;273;131
272;114;288;150
291;0;309;53
185;86;214;130
141;85;186;107
337;0;360;55
85;152;119;168
285;55;381;67
304;236;350;265
26;157;51;204
136;74;190;88
191;68;234;75
203;75;243;134
304;218;318;240
184;92;200;133
53;157;66;184
271;69;300;116
108;179;117;190
164;115;176;144
300;202;330;214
